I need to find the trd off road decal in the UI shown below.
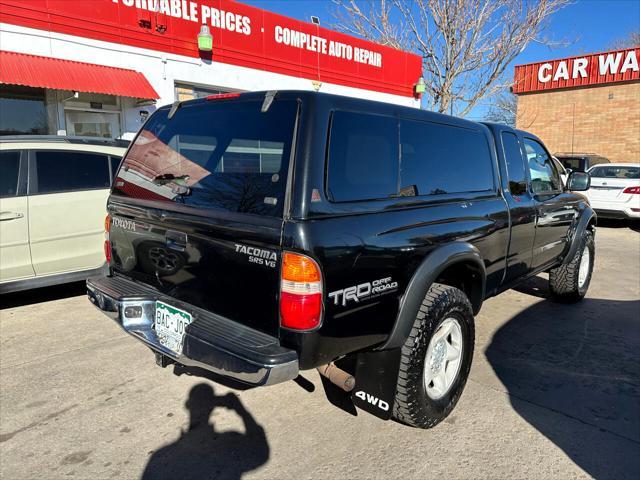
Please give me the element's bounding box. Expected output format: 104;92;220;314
328;277;398;307
235;243;277;268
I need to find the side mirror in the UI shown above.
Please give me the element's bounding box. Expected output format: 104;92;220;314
565;168;573;175
567;171;590;191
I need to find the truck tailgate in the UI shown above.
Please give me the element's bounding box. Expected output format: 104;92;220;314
108;202;283;336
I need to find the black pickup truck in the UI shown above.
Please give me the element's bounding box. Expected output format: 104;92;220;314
88;90;595;428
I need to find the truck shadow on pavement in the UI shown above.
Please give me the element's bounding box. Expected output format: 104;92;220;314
486;279;640;480
141;383;269;480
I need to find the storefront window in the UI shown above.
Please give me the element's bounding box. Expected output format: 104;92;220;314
61;91;123;138
65;110;121;138
175;82;236;101
0;85;57;135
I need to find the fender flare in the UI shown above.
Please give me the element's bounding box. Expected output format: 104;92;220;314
378;242;486;351
562;207;596;265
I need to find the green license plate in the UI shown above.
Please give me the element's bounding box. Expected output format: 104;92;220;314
154;301;193;355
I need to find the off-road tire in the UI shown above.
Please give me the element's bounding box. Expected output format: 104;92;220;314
392;283;475;429
549;230;595;302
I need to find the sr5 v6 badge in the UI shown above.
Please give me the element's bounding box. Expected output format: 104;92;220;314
235;243;277;268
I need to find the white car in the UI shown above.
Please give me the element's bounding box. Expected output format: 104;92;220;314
0;136;127;293
583;163;640;220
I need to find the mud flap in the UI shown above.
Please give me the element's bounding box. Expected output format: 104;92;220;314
351;348;402;420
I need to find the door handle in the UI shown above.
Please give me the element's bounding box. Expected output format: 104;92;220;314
0;211;24;221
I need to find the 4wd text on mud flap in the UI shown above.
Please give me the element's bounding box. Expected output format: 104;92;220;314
354;391;390;411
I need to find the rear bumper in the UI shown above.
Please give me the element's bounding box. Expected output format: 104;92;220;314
589;200;640;219
87;275;298;386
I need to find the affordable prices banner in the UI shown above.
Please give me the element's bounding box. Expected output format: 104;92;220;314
0;0;422;97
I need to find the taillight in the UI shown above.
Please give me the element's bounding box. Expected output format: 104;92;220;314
622;186;640;194
104;214;112;264
280;252;323;330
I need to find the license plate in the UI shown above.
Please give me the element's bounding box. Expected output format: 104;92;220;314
154;301;193;355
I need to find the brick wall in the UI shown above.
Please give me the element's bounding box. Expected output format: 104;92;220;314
516;81;640;164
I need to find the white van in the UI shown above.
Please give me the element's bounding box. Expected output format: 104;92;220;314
0;136;127;293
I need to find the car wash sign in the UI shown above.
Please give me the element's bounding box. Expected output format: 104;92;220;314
513;47;640;94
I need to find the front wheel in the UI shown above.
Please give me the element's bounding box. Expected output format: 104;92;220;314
549;230;595;302
392;283;475;429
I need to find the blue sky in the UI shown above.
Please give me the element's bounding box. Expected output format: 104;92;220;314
243;0;639;117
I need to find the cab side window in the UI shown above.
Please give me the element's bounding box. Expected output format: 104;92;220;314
327;111;398;202
0;151;21;198
400;120;494;196
523;138;562;194
501;132;527;195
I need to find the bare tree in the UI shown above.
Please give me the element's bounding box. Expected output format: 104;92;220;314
485;90;517;126
610;30;640;50
333;0;569;116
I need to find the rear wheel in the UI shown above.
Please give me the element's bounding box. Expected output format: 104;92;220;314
549;230;595;302
392;283;475;429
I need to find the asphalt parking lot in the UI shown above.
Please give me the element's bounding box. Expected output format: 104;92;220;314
1;222;639;480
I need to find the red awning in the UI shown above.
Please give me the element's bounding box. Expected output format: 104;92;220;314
0;50;159;99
